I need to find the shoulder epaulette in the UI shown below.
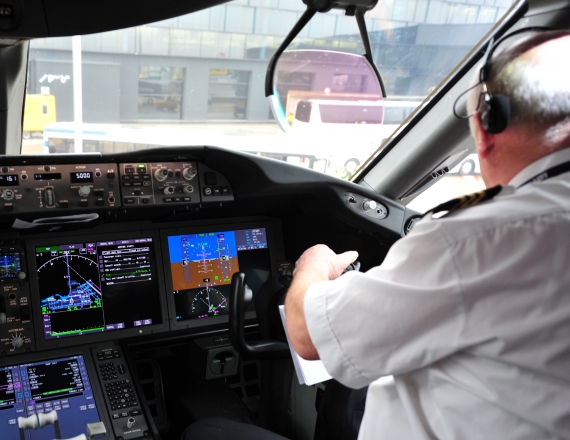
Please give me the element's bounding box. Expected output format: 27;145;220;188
423;185;503;219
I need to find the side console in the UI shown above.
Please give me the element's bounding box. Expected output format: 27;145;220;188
0;239;34;355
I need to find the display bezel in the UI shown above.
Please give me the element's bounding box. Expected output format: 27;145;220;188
28;231;169;351
161;220;283;330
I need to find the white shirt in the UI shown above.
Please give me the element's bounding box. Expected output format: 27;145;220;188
304;148;570;440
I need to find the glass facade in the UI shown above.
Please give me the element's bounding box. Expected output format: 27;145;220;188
208;69;250;120
138;67;185;120
24;0;515;176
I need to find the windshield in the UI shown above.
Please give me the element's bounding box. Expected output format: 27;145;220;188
22;0;514;180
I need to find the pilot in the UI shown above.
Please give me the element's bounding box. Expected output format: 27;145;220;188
285;29;570;439
183;29;570;440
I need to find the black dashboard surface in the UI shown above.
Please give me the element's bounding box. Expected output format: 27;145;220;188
0;146;417;439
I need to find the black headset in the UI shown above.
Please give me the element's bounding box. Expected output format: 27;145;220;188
476;26;557;134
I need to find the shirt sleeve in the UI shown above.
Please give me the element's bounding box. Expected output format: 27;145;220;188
304;218;466;389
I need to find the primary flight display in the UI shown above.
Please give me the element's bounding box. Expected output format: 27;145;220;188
167;228;271;321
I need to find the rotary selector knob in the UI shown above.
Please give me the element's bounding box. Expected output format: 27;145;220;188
155;169;169;181
17;271;26;280
362;200;377;212
2;189;14;201
182;167;197;180
164;186;175;195
11;336;24;348
183;185;194;194
78;186;91;197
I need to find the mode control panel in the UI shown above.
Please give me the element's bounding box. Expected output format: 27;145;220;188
0;164;120;214
0;240;34;355
92;344;150;439
120;162;233;206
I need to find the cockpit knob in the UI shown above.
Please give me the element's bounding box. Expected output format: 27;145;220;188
163;186;175;195
1;189;14;201
362;200;377;212
78;186;91;198
182;167;197;180
11;336;23;348
182;185;194;194
155;169;169;181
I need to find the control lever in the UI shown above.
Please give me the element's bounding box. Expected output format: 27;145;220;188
342;260;361;274
38;410;62;439
18;414;38;440
229;272;290;360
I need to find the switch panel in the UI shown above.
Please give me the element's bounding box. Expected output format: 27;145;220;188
0;164;120;214
92;344;150;439
119;162;233;206
0;241;34;355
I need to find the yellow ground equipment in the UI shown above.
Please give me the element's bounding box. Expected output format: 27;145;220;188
23;94;56;139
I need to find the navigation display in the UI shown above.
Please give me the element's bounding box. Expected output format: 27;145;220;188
167;228;271;321
0;355;100;440
35;238;162;340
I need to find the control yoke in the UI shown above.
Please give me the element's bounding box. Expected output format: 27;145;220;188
229;272;290;360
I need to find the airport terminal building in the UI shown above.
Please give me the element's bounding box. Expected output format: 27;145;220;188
26;0;513;124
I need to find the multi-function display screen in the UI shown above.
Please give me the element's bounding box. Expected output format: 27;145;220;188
35;238;162;340
0;355;100;440
70;172;93;183
0;251;21;279
167;228;272;321
34;173;62;180
0;174;19;186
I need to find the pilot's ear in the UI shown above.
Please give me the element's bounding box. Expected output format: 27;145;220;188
472;111;496;158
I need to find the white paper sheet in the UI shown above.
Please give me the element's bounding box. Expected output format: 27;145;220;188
279;305;332;386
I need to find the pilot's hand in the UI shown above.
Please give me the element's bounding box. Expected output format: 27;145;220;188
293;244;358;281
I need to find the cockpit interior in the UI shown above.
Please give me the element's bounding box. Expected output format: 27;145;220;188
0;0;568;439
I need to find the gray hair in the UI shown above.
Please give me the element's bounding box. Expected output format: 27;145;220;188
487;34;570;128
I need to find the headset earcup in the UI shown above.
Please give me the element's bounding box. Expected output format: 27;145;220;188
480;93;511;134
